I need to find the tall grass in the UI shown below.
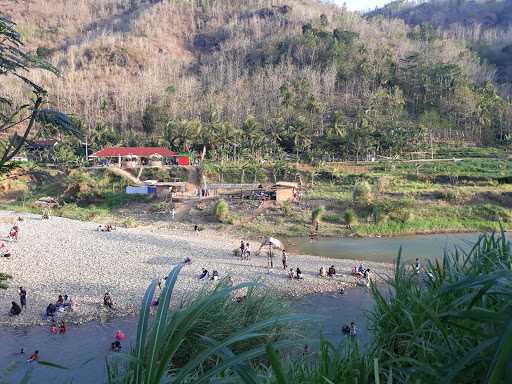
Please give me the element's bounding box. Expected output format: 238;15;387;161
353;181;373;206
311;206;325;226
264;338;381;384
214;199;230;223
370;232;512;383
107;265;304;383
344;209;356;228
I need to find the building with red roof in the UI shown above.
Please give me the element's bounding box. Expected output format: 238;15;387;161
90;147;180;168
91;147;177;158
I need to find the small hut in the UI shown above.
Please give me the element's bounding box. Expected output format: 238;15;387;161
273;182;299;202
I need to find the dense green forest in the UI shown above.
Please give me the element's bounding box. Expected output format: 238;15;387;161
2;0;512;163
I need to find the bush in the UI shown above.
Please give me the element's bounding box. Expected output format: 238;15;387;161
281;201;293;217
370;204;384;224
311;206;325;225
214;199;230;222
389;208;413;223
120;216;138;228
322;213;343;224
343;209;356;227
440;189;459;202
148;202;169;213
0;273;12;289
353;181;373;206
377;176;392;193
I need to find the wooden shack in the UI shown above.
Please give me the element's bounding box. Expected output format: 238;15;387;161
273;182;298;202
155;182;187;199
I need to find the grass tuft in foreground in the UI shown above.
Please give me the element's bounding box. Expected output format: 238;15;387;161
370;231;512;383
106;266;304;383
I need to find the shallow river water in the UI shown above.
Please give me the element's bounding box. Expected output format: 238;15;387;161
0;232;483;383
0;288;374;384
291;232;481;263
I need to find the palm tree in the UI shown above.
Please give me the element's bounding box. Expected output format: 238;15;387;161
0;16;80;173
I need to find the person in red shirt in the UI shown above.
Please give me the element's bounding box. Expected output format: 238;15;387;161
27;350;39;362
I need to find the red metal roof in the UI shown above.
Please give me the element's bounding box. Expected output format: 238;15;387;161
92;147;178;158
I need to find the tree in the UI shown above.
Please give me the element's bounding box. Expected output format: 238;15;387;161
0;16;79;173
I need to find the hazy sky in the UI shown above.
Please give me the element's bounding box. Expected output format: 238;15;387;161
335;0;391;11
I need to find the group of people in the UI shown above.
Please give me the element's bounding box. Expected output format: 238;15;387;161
351;264;372;286
46;294;75;318
352;264;371;278
8;224;19;241
342;322;357;337
50;319;67;335
287;267;303;279
199;268;220;281
0;242;12;257
319;265;337;277
9;287;27;316
97;224;115;232
239;241;251;260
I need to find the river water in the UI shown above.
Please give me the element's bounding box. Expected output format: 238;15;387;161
0;232;481;383
0;288;375;384
290;232;481;263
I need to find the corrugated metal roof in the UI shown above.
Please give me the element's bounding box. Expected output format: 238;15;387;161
91;147;177;158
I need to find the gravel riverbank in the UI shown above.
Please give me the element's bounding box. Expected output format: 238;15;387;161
0;212;392;327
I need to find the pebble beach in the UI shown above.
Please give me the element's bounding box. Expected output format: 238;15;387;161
0;212;392;327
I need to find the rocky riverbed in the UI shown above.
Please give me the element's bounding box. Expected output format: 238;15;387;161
0;211;392;327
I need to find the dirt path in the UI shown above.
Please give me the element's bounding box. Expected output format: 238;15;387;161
105;166;143;185
239;200;275;224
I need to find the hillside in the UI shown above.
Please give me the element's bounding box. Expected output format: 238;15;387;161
370;0;512;92
1;0;512;161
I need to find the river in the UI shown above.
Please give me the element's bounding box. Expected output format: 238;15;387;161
0;232;480;383
290;232;481;263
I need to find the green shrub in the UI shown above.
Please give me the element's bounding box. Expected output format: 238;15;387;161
311;206;325;225
0;273;12;289
389;208;413;223
370;204;384;224
148;202;169;213
107;265;295;383
214;199;230;222
121;216;138;228
343;209;356;227
322;212;342;224
281;201;293;217
440;189;459;202
353;181;373;206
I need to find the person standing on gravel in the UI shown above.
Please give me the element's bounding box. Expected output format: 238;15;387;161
104;292;114;309
281;250;288;269
240;241;245;259
19;287;27;310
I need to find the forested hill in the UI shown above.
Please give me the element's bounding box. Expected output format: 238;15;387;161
2;0;512;162
371;0;512;29
370;0;512;94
